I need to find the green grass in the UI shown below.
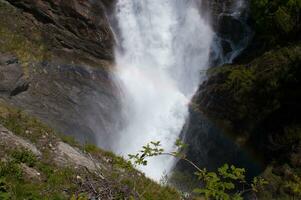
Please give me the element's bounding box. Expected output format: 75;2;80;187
0;102;181;199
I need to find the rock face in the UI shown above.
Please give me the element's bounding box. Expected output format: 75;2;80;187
201;0;252;64
0;0;121;148
177;110;262;175
0;54;29;97
0;52;122;148
6;0;115;61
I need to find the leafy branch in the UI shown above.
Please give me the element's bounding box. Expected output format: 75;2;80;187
129;140;268;200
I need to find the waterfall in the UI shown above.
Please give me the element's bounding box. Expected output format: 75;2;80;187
210;0;252;65
111;0;213;181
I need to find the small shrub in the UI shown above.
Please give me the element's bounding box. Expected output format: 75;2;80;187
0;161;23;180
11;149;37;167
0;178;11;200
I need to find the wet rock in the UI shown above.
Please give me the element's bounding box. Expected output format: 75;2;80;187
202;0;252;64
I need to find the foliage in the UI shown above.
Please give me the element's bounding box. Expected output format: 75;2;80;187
0;161;23;180
284;174;301;197
250;0;301;46
129;141;164;166
0;178;11;200
11;149;37;167
129;140;268;199
225;67;256;103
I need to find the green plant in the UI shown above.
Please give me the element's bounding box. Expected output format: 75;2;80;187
251;0;300;45
284;174;301;197
0;178;11;200
11;149;37;167
61;135;80;148
129;140;268;199
84;143;99;153
0;161;23;180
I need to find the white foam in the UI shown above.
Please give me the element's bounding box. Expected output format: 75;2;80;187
112;0;213;181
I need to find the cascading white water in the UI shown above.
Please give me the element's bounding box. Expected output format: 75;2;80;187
112;0;213;181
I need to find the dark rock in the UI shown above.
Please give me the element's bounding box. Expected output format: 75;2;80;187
0;52;122;149
6;0;115;62
0;54;28;96
217;14;245;44
0;0;121;149
201;0;252;64
177;109;262;175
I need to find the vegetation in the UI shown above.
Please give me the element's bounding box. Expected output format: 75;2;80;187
197;31;301;200
250;0;300;47
203;45;301;139
0;102;181;199
129;140;268;199
11;149;37;167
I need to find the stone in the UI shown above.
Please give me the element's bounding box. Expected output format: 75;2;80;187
6;0;115;61
0;54;29;97
0;124;41;156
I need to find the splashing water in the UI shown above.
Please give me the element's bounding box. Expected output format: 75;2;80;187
112;0;213;181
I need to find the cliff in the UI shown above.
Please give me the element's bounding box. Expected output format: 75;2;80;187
186;0;301;198
0;0;122;147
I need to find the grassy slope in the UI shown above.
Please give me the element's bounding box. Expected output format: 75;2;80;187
0;101;181;200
